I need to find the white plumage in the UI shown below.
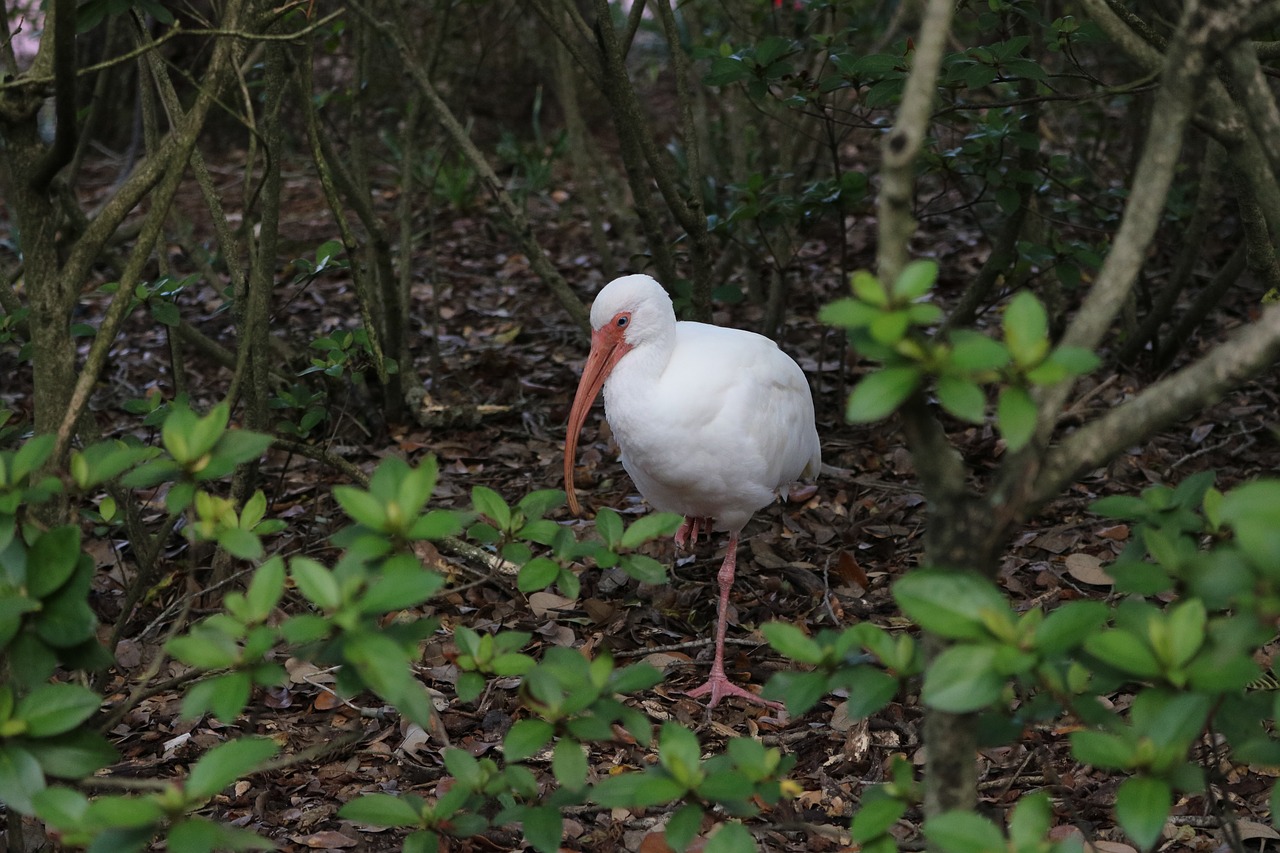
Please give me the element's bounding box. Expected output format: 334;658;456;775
564;274;820;709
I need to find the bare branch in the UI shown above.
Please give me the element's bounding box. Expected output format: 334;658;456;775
1034;303;1280;504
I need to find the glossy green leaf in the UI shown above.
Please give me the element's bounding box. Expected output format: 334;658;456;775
761;622;823;665
27;525;81;599
552;739;588;790
936;376;986;424
16;683;101;737
921;645;1002;712
290;558;342;611
997;385;1037;451
1084;630;1161;678
472;485;512;530
850;796;906;842
1070;730;1135;769
593;769;688;808
894;569;1009;640
503;719;554;763
184;737;278;801
1003;291;1049;366
1116;776;1170;849
23;729;117;779
845;367;922;423
0;744;45;814
705;820;755;853
948;330;1010;372
244;557;285;623
923;809;1004;853
664;803;705;852
1034;601;1109;655
339;793;423;826
620;513;682;549
332;486;388;531
521;804;563;853
891;260;938;301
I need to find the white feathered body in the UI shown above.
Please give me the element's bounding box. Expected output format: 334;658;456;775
600;318;820;532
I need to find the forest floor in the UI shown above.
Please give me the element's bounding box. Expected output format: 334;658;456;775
9;157;1280;853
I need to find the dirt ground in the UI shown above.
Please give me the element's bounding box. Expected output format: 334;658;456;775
7;155;1280;852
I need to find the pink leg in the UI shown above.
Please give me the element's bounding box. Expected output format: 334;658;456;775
685;534;784;711
674;516;712;551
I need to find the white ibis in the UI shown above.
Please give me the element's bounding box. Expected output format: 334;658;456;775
564;274;820;709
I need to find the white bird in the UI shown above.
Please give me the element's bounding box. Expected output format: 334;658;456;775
563;274;821;709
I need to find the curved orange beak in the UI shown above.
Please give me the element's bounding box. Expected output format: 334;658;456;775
564;322;632;515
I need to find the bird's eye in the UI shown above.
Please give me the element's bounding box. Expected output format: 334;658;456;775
616;315;629;328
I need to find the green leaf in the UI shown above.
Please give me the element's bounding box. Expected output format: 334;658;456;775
996;385;1037;451
217;527;263;561
760;622;823;665
594;508;623;549
1003;291;1050;366
12;434;55;483
923;809;1005;853
165;816;275;853
360;561;445;614
521;804;563;853
921;645;1002;713
1070;730;1135;769
619;554;668;584
948;330;1010;372
609;663;664;695
705;820;756;853
893;568;1009;640
184;738;278;802
891;260;938;301
244;557;285;623
1047;345;1100;376
333;486;388;531
936;376;986;424
23;729;117;779
761;670;829;715
664;803;705;852
1008;791;1052;846
851;270;889;307
517;557;561;594
845;367;922;422
837;666;900;719
183;672;252;723
15;683;101;737
850;796;906;843
819;298;879;330
443;747;483;790
704;56;751;87
620;513;682;549
1084;629;1161;678
552;739;588;790
1115;776;1170;850
869;310;910;345
339;793;423;827
409;509;463;540
290;558;342;610
503;719;554;763
0;744;45;814
658;723;703;788
1034;601;1109;655
27;525;82;599
472;485;512;531
32;785;89;829
209;430;273;471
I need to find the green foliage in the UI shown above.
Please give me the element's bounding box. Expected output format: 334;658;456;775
823;266;1098;449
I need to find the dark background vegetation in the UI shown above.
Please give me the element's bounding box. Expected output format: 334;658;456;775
3;0;1280;851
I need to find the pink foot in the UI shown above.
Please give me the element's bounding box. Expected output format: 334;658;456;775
686;671;784;712
675;516;713;551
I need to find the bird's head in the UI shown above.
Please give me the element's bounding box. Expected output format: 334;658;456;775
564;274;675;515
